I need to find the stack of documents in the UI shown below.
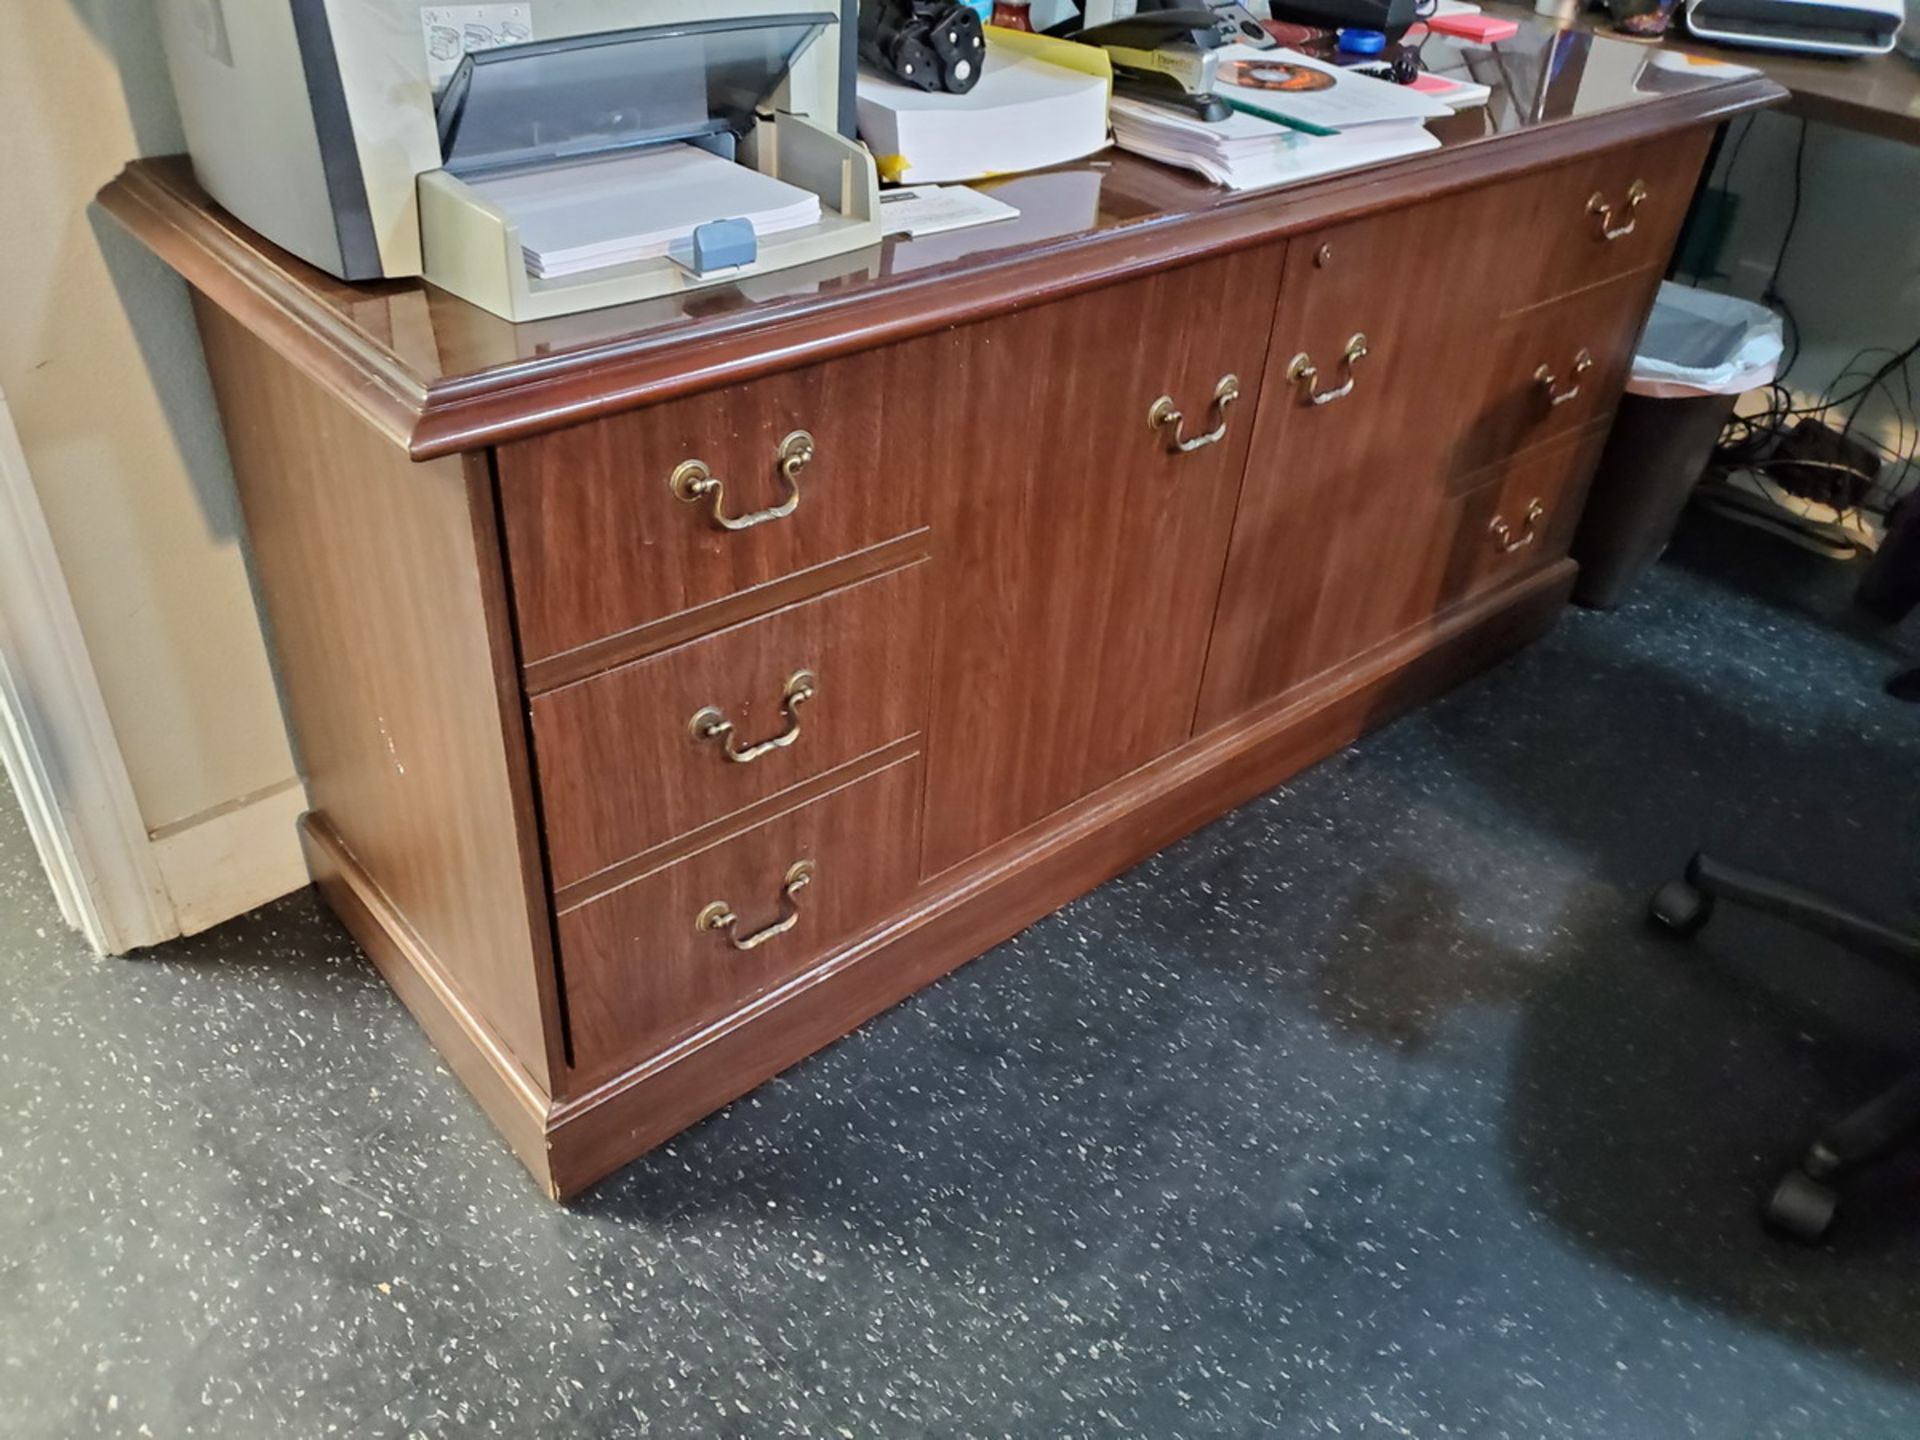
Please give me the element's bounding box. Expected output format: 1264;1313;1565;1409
1110;100;1441;191
1111;47;1447;192
856;49;1110;185
471;143;822;280
1110;101;1312;188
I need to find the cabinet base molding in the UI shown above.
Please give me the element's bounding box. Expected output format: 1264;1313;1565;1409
302;818;559;1194
312;561;1574;1201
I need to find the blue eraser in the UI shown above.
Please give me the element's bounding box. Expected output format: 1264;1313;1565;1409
1337;27;1388;53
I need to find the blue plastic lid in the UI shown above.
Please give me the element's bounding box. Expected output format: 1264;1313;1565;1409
1337;27;1388;53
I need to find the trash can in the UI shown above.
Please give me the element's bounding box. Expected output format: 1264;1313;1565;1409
1571;283;1784;609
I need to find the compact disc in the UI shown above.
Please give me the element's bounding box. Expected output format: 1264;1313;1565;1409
1216;60;1336;92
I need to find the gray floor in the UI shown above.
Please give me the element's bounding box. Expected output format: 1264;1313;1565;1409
4;512;1920;1439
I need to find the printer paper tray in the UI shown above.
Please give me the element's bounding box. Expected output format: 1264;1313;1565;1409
418;113;882;323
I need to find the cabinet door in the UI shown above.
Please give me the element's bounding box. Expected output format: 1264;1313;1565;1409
1198;142;1712;731
920;246;1284;877
1196;186;1527;729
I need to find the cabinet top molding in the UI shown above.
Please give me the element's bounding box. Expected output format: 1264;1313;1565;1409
98;21;1781;462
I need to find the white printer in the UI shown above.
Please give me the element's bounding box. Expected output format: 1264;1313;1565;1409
1685;0;1905;56
155;2;880;321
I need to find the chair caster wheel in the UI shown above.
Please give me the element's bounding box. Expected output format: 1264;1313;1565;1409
1648;879;1714;939
1764;1170;1838;1242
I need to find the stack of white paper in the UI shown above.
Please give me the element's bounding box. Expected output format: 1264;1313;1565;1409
1110;98;1439;191
471;143;822;280
855;51;1110;185
1110;48;1447;192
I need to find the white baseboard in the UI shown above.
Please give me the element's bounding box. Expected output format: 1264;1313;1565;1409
0;390;178;953
147;777;311;938
1;385;311;953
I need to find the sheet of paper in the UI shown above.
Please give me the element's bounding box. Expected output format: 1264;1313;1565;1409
471;144;822;279
1109;96;1438;192
877;185;1021;239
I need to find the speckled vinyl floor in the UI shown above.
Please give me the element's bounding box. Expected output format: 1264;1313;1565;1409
4;513;1920;1439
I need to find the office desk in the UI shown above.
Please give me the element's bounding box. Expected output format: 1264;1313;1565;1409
1724;41;1919;143
1489;3;1920;145
100;18;1778;1199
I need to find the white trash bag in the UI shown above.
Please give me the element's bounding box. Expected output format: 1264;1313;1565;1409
1627;282;1784;400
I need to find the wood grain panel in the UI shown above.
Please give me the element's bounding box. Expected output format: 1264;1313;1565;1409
532;562;930;890
1446;268;1661;480
193;298;562;1092
544;564;1577;1197
523;530;929;692
919;246;1285;878
304;817;556;1194
1432;421;1613;614
559;752;924;1081
1492;129;1713;314
1196;187;1515;729
497;343;936;665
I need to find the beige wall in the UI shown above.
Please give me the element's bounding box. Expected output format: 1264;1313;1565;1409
0;0;298;838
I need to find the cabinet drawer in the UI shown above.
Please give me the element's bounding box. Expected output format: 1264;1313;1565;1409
1495;131;1710;313
556;753;923;1077
497;343;937;667
531;563;929;890
1433;422;1609;611
1447;268;1655;481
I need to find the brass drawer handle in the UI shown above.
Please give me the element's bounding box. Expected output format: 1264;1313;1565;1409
1286;334;1369;407
1534;349;1593;407
1490;498;1547;555
1588;179;1649;241
689;671;816;764
696;861;815;952
1147;374;1241;453
670;429;815;532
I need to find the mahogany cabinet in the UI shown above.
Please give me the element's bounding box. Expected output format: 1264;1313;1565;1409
101;49;1779;1196
920;244;1283;876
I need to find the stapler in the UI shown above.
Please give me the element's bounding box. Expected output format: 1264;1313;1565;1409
1113;72;1233;122
1072;7;1232;95
1069;4;1243;121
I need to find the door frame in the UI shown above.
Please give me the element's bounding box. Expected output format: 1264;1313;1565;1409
0;387;177;953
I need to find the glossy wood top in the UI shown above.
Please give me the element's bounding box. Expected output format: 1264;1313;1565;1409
97;10;1781;460
1494;2;1920;146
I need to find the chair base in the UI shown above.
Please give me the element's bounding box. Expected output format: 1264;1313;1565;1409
1648;852;1920;1242
1764;1169;1839;1242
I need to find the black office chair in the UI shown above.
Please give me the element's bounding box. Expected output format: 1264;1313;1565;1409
1650;825;1920;1241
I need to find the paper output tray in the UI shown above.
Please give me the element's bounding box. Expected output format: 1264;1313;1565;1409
418;113;881;322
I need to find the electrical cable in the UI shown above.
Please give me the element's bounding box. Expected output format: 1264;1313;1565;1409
1714;113;1754;190
1761;118;1808;378
1696;119;1920;520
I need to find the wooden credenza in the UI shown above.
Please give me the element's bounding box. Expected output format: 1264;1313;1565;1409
102;43;1779;1197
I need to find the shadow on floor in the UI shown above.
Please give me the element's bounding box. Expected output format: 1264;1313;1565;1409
1307;517;1920;1390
